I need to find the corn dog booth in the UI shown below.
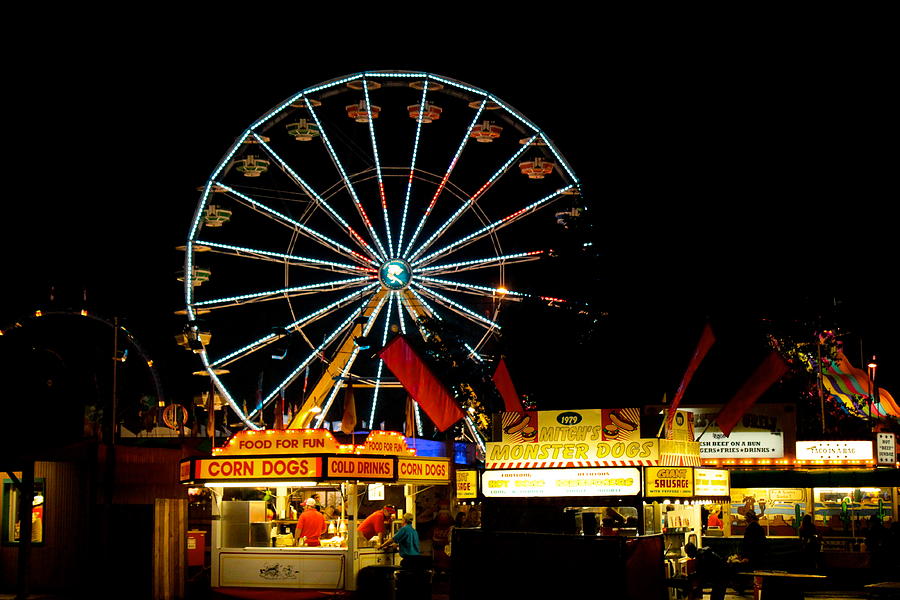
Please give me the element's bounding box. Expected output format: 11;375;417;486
450;408;730;600
179;428;450;591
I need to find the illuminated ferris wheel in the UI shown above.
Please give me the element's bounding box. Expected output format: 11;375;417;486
183;71;585;434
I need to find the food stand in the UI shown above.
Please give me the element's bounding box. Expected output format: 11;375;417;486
673;405;899;572
450;408;730;599
179;428;450;591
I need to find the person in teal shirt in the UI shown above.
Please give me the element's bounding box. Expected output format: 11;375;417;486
380;512;420;559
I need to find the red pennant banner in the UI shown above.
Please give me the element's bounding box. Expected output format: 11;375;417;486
379;336;464;432
493;358;524;413
716;352;789;436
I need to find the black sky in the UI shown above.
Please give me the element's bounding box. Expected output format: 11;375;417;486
3;27;896;420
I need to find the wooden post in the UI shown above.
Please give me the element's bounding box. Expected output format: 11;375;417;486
153;498;187;600
15;462;34;600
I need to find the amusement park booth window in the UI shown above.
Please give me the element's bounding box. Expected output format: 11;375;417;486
2;478;45;546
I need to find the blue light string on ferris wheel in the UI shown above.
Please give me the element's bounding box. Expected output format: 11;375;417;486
192;276;372;308
210;332;279;369
463;343;484;363
361;80;394;258
210;283;380;369
212;181;370;263
195;239;372;275
410;283;501;331
415;275;528;299
396;80;429;256
284;283;381;330
405;136;537;263
200;349;261;430
251;294;378;417
394;291;408;335
313;292;389;428
250;134;382;264
415;250;544;274
412;185;575;268
368;292;395;426
402;96;488;258
306;98;389;260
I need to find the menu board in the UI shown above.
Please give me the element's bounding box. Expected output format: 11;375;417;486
482;468;641;497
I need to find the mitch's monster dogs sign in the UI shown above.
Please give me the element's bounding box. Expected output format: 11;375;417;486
488;409;663;468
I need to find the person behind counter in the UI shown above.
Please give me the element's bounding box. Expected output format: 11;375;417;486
379;513;420;563
358;505;397;545
295;497;327;546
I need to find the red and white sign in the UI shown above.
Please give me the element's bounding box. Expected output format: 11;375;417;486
325;456;394;479
397;458;450;482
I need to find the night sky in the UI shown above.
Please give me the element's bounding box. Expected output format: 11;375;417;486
3;28;895;431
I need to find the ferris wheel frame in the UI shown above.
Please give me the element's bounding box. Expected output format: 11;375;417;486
184;70;583;435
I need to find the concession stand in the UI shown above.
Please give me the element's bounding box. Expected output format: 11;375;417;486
675;405;899;571
179;428;450;592
450;408;730;600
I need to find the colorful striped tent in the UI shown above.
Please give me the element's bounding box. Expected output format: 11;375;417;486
822;351;900;419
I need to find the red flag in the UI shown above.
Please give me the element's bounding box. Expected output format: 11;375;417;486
716;351;789;436
379;336;464;432
340;382;357;434
667;323;716;428
493;358;524;413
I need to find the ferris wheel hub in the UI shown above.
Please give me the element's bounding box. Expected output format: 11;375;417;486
378;258;413;290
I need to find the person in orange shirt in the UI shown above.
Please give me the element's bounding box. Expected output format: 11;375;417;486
294;497;326;546
357;505;396;544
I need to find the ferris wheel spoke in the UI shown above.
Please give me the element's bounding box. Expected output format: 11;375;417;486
406;135;537;262
213;182;375;267
305;98;389;260
192;277;374;310
197;240;374;275
251;292;383;418
284;283;381;330
250;135;382;263
361;81;393;256
393;291;409;335
312;292;390;427
396;80;430;255
415;250;545;276
416;275;527;300
402;97;488;257
210;284;381;369
368;292;395;425
411;283;501;332
412;185;575;268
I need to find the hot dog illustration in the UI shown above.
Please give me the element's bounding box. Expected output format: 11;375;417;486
609;411;637;432
503;413;529;435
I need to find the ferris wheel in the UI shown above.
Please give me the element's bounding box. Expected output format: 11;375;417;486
183;71;585;434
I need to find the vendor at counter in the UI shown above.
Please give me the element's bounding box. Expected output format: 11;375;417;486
358;505;397;545
294;497;327;546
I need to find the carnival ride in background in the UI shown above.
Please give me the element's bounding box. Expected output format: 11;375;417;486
181;71;588;445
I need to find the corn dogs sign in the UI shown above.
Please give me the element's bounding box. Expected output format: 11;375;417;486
489;409;660;468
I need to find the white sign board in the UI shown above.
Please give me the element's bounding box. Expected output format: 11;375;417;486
685;406;787;458
482;468;641;498
699;431;784;458
876;433;897;465
795;441;873;461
